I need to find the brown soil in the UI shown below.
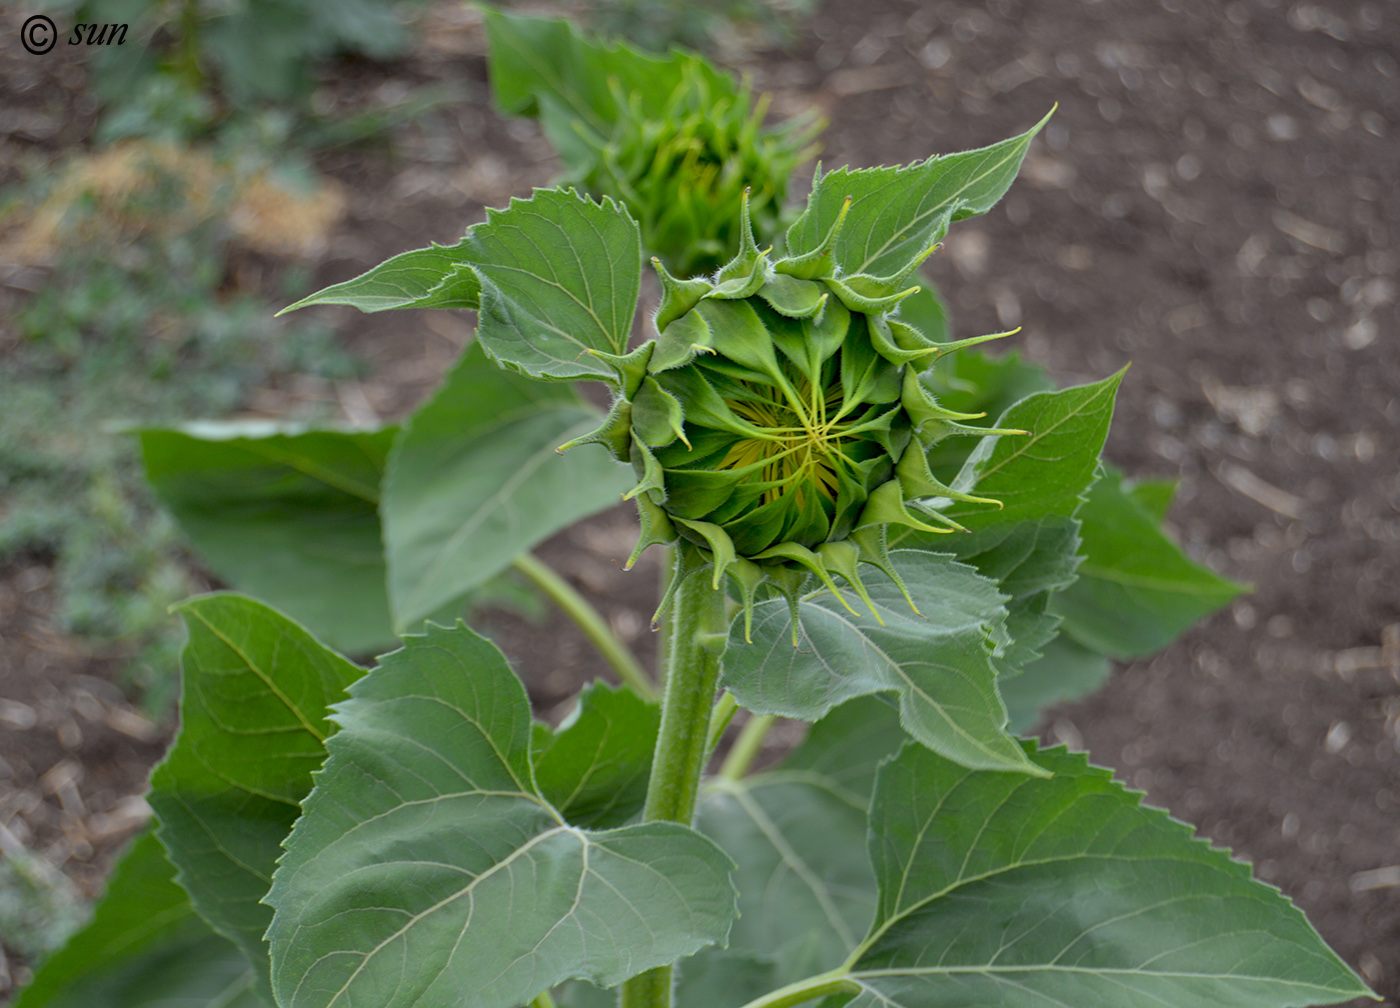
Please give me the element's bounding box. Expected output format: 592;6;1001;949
2;1;1397;1005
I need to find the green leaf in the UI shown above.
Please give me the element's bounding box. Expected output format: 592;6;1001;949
778;694;907;805
1051;467;1246;658
999;632;1114;734
280;241;481;314
945;367;1125;529
721;550;1045;776
839;741;1373;1007
14;831;261;1008
265;623;736;1008
896;519;1083;675
533;681;660;829
471;187;642;381
146;593;365;1003
139;422;398;654
923;349;1056;480
786;110;1052;277
382;341;632;630
1128;474;1179;522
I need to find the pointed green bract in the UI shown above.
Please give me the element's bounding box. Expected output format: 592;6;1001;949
147;593;364;1003
382;341;631;631
721;550;1044;776
265;623;736;1008
837;741;1374;1007
139;422;399;654
1051;466;1247;658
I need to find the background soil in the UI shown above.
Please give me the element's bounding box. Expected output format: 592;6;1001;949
1;0;1397;1005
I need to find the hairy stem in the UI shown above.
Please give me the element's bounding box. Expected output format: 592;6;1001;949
512;552;656;701
619;554;728;1008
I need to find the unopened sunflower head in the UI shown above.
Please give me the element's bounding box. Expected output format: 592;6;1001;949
563;191;1026;638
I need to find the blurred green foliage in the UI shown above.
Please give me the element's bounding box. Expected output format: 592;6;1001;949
486;8;822;275
579;0;815;57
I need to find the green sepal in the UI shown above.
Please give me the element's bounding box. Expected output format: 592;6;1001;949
841;325;904;406
759;274;828;318
652;308;714;372
651;367;770;440
652;257;713;332
895;437;1003;508
631;376;689;448
773;189;849;280
626;433;668;501
868;315;945;366
901;369;1026;440
651;542;710;627
557;395;633;461
824;275;920;315
694;299;784;378
725;557;767;642
891;319;1020;360
752;541;859;617
586;341;655;397
848;524;920;615
816;539;882;620
760;563;810;646
627;493;677;569
673;517;738;590
859;479;965;535
712;188;765;293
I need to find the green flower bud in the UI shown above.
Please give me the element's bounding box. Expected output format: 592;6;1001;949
565;191;1023;636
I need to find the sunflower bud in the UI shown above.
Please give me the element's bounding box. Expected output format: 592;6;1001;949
564;191;1024;637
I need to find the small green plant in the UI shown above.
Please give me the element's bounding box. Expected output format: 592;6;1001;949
14;119;1376;1008
486;9;822;275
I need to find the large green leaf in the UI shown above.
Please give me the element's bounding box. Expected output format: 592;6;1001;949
785;111;1051;277
382;341;631;630
944;368;1125;529
834;741;1373;1007
533;681;659;830
471;187;642;381
279;241;481;314
139;422;398;654
1051;467;1246;658
999;632;1114;733
685;697;905;1002
265;623;736;1008
14;830;262;1008
147;593;364;1003
720;550;1044;776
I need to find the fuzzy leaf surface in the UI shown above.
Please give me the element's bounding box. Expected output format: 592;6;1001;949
945;368;1125;529
147;593;364;1003
1051;467;1246;658
140;423;398;653
786;112;1050;277
383;341;631;630
533;681;659;830
470;187;641;380
838;741;1372;1007
13;830;262;1008
721;550;1043;776
265;624;736;1008
280;241;481;314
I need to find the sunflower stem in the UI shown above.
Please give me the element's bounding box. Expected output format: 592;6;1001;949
619;550;729;1008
